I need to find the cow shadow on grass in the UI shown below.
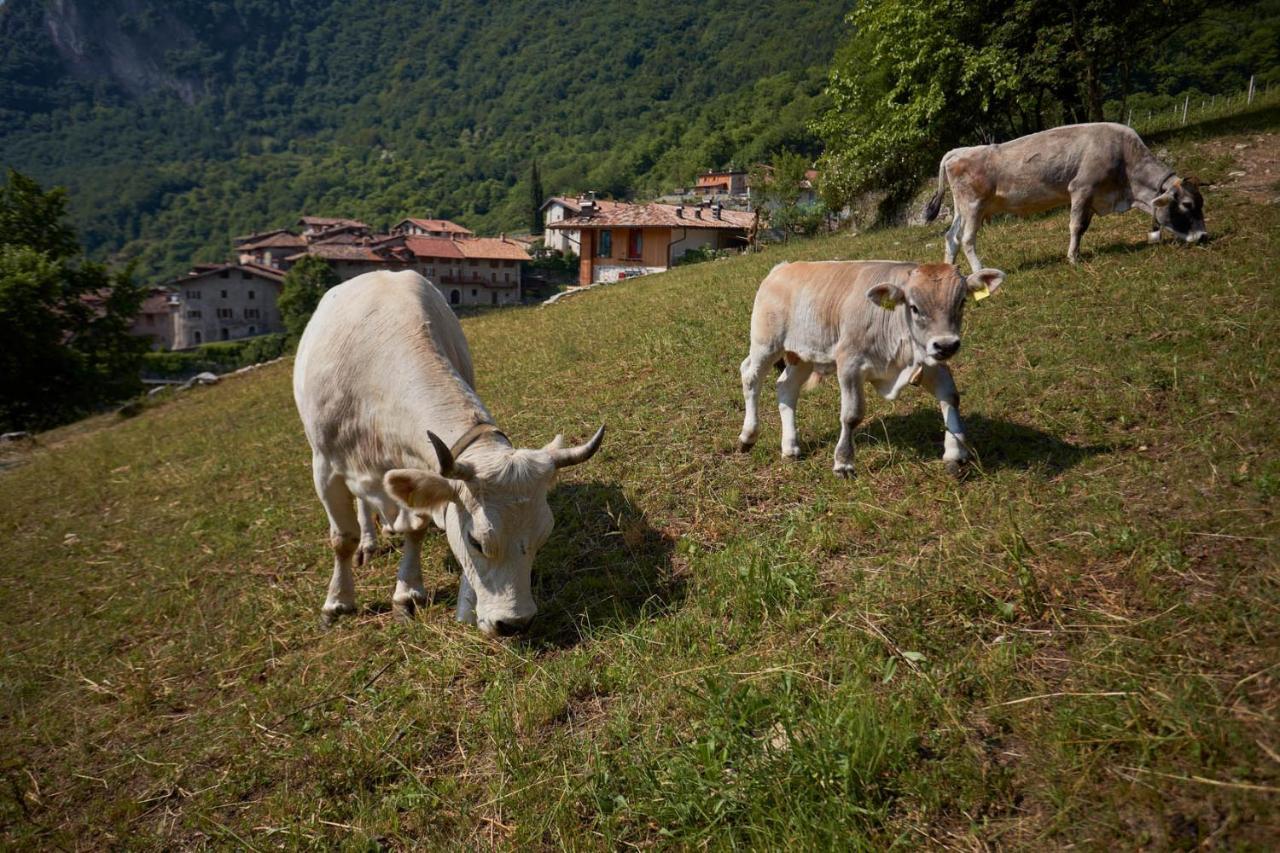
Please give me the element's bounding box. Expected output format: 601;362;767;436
810;408;1112;475
404;481;681;649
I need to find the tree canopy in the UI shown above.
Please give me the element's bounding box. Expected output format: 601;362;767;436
0;170;146;430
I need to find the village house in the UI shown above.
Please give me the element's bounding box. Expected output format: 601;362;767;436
546;198;755;285
165;262;286;349
391;218;474;239
235;229;307;270
297;216;370;240
540;197;586;255
694;169;749;199
130;288;179;350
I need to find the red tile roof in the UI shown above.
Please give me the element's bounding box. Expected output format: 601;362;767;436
164;263;285;285
396;218;473;235
403;236;465;260
454;237;531;262
234;227;296;246
239;232;306;250
547;201;755;231
299;216;369;230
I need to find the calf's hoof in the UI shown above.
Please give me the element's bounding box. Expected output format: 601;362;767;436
944;459;966;479
737;438;755;453
392;590;429;622
833;462;855;479
320;601;357;628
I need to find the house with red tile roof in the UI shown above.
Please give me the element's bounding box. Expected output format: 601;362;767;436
695;169;748;198
392;218;474;238
546;198;755;285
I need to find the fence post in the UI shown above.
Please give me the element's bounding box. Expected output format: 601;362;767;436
1127;108;1133;126
1181;95;1189;125
1247;75;1255;105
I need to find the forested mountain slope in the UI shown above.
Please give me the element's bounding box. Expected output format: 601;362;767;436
0;0;848;279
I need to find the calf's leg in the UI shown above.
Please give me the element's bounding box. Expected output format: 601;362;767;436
776;360;813;459
920;364;968;477
738;343;777;451
392;528;429;621
832;359;864;477
312;454;359;624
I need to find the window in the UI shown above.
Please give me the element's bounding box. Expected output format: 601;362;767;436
598;230;612;257
248;326;256;335
491;291;498;306
248;290;255;300
450;290;460;305
490;260;499;268
221;328;230;340
185;289;201;300
244;308;260;319
471;289;478;297
628;229;643;259
504;272;511;283
186;309;202;319
194;331;202;344
216;307;234;319
219;270;230;279
221;289;228;298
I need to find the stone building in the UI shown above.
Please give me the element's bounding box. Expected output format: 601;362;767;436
165;263;286;349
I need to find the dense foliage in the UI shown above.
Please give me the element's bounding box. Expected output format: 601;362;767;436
815;0;1280;215
0;0;846;281
0;171;147;431
277;256;340;341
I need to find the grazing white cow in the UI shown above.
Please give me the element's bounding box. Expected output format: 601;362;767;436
737;260;1004;477
923;122;1207;270
293;270;604;635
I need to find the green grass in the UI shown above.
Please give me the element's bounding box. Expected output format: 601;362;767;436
2;116;1278;849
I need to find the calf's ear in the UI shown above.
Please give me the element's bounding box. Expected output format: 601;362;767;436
384;468;457;512
966;268;1005;301
866;283;904;311
1152;191;1174;209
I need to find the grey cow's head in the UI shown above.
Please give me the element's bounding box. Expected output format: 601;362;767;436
384;426;605;637
867;264;1005;364
1153;176;1207;244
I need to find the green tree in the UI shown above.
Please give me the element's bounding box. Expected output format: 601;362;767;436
814;0;1206;220
0;170;146;431
277;255;339;341
529;160;544;236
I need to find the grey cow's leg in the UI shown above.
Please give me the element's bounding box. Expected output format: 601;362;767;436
355;498;379;567
776;360;813;460
920;364;968;477
392;528;428;621
313;454;359;624
959;205;984;273
1067;193;1094;263
738;343;778;451
944;212;963;265
832;358;864;478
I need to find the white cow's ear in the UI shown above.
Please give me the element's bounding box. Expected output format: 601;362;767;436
384;468;458;511
866;283;904;311
966;268;1005;300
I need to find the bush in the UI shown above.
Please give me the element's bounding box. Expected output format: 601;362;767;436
141;333;289;378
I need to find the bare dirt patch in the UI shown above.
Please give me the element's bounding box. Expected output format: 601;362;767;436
1203;131;1280;203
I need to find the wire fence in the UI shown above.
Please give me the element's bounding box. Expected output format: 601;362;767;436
1127;74;1278;136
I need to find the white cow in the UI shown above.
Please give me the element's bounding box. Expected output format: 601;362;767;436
293;270;604;635
738;260;1004;477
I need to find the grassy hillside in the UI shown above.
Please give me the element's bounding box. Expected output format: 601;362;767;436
1;112;1277;847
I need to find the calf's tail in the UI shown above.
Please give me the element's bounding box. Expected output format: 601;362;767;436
922;155;949;223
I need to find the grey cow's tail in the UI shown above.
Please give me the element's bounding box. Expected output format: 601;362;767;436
921;154;949;223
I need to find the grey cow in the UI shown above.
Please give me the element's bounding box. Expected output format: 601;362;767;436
922;122;1207;270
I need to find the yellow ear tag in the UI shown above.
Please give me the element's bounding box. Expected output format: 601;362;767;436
878;295;897;311
972;286;991;302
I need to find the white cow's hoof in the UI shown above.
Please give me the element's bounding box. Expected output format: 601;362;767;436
782;447;801;461
354;543;378;567
833;462;855;478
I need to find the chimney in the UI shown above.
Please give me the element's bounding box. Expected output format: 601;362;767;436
676;204;684;218
712;202;722;220
694;207;702;219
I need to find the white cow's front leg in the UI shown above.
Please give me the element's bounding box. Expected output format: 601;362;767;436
921;364;968;477
392;529;428;621
738;344;776;451
313;455;359;625
832;358;864;478
355;498;379;567
456;573;478;626
776;360;813;460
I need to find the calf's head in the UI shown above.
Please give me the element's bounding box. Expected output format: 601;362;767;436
1153;176;1207;244
867;264;1005;364
384;425;605;637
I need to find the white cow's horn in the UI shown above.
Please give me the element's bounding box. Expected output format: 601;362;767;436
427;431;455;476
547;424;606;469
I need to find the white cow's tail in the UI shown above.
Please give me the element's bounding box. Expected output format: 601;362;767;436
922;154;950;223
